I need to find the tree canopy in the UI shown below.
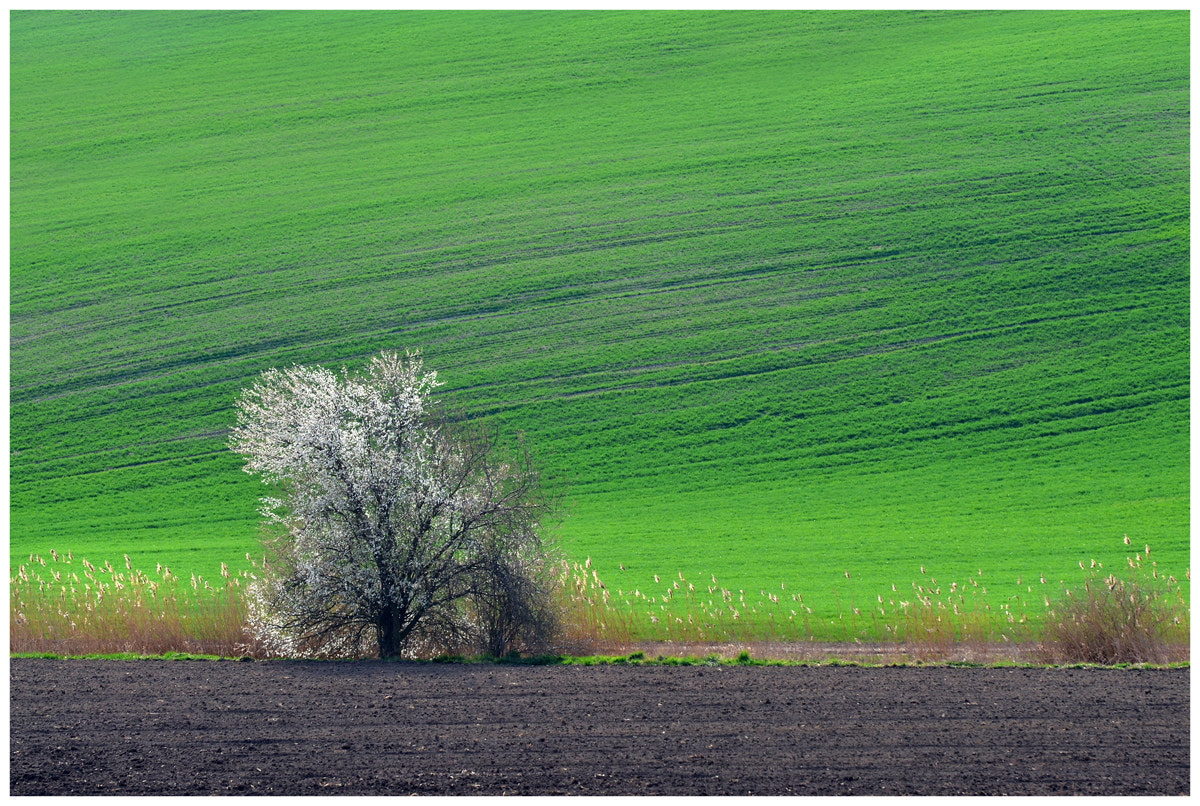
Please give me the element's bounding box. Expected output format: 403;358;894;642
230;350;555;658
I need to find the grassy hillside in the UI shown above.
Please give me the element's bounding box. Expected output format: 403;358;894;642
11;11;1189;627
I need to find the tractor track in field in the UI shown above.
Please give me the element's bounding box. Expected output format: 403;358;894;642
9;659;1188;795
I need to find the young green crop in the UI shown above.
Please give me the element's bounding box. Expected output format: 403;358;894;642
11;11;1188;623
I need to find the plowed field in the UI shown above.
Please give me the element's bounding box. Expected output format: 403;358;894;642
9;659;1188;795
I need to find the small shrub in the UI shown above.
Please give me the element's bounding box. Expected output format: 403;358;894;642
1039;543;1189;665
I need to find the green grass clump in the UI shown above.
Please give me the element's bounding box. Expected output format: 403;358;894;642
11;11;1188;624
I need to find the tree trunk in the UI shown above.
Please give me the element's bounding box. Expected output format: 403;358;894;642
378;606;400;659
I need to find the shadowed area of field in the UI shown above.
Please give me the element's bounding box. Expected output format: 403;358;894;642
9;659;1188;795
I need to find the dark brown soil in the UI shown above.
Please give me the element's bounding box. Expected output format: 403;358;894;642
9;659;1189;795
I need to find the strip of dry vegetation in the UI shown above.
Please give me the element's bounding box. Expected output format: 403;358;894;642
10;539;1188;664
10;551;258;658
555;558;1030;657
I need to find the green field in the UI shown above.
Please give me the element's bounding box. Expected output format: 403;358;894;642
11;11;1189;631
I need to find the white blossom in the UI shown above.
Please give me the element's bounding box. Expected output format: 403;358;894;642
230;350;553;658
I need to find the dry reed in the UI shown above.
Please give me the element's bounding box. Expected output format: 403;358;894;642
10;551;257;657
552;541;1187;664
10;537;1188;664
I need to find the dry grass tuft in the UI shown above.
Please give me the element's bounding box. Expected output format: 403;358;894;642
551;558;636;654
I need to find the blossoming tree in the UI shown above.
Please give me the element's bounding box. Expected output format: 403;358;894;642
229;350;554;658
